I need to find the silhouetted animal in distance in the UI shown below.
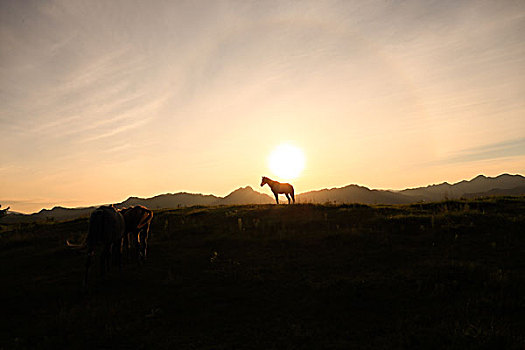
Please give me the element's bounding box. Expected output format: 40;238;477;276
119;205;153;263
261;176;295;204
0;205;9;218
82;205;125;286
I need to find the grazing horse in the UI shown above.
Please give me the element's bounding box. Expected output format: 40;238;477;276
119;205;153;263
261;176;295;204
84;205;125;286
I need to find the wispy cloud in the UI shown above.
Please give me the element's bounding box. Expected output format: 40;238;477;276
1;1;525;213
440;137;525;164
76;90;170;143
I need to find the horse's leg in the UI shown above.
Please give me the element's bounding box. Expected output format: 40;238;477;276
122;231;129;263
140;223;150;263
136;228;143;264
107;242;115;271
291;190;295;204
113;239;122;271
128;231;133;262
132;230;141;264
285;193;291;204
273;192;279;204
100;245;109;278
84;250;94;287
120;234;125;269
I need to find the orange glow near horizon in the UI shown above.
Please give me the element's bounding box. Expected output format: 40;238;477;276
1;2;525;214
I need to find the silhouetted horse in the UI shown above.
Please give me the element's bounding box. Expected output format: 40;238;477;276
261;176;295;204
119;205;153;263
83;205;125;286
0;205;9;218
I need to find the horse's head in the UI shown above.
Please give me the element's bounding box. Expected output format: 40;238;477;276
261;176;267;187
119;207;130;215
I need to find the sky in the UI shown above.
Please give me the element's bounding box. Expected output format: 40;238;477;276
1;0;525;213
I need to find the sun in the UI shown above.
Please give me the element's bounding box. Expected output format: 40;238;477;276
268;143;305;181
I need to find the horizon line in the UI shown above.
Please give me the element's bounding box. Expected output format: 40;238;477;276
3;172;523;215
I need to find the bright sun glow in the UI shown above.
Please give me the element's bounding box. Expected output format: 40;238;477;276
268;143;305;180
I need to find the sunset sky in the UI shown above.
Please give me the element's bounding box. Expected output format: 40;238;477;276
1;0;525;213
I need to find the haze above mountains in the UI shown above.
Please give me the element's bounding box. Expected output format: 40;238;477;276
2;174;524;224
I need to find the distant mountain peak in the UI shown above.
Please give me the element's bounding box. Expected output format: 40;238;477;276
2;173;524;224
400;173;525;202
220;186;273;205
495;173;521;179
232;185;255;192
471;174;487;181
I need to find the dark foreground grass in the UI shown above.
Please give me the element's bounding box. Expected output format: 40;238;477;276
0;197;524;349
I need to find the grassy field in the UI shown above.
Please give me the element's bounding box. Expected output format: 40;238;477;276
1;197;524;349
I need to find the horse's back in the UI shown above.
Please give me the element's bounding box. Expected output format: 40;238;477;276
279;182;294;193
88;206;124;246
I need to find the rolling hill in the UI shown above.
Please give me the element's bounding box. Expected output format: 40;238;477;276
297;173;525;204
296;184;413;204
117;192;219;209
399;173;525;201
1;198;524;348
218;186;274;205
1;173;524;223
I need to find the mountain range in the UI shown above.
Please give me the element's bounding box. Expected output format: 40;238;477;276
1;174;524;224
